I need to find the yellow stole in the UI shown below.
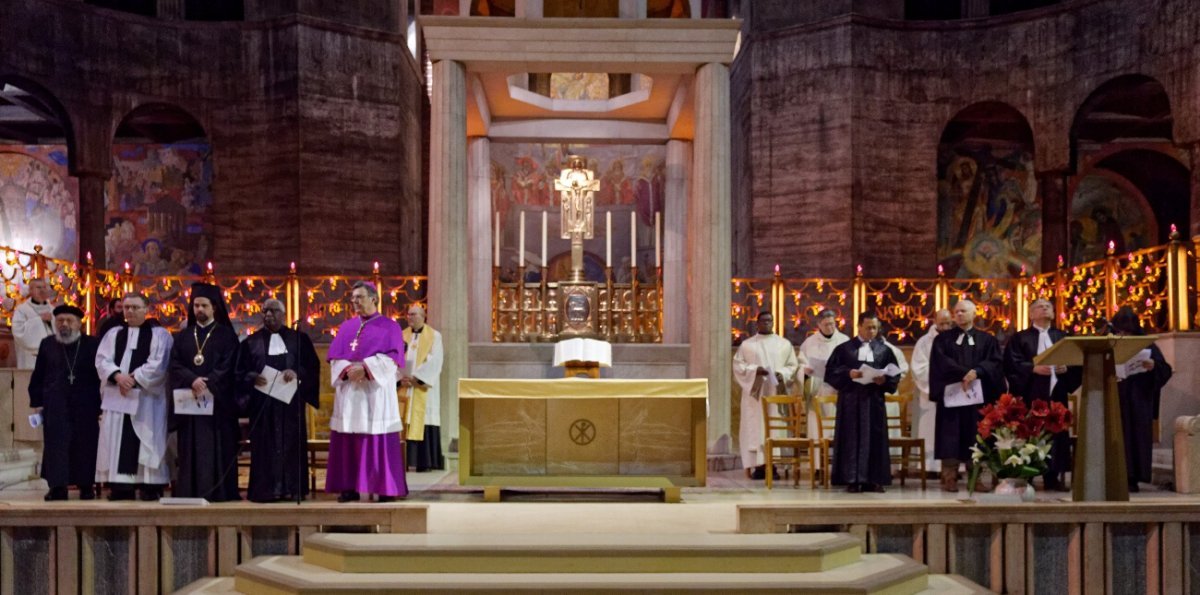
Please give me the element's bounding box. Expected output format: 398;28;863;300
402;325;434;441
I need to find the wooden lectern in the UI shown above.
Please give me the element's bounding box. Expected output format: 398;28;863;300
1035;335;1158;502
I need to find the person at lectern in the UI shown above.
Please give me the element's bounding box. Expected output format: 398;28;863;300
733;311;799;480
326;281;408;502
1110;306;1172;492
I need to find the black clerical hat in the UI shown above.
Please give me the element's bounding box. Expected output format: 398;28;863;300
188;282;233;327
52;304;85;319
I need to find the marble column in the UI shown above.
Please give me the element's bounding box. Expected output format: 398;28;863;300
467;137;492;343
690;63;732;450
619;0;647;18
515;0;543;18
663;140;690;344
1039;171;1068;272
428;60;468;451
74;173;108;266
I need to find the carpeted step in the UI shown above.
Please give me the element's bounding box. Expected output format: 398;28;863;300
233;552;932;594
302;532;862;574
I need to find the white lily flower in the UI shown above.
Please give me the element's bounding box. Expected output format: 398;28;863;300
1004;454;1024;467
995;435;1016;451
1020;443;1038;457
970;444;985;462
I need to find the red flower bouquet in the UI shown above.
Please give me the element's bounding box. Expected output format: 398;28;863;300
968;394;1073;493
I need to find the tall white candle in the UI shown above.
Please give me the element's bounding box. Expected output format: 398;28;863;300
541;211;548;267
605;211;612;266
655;211;661;269
494;213;500;267
518;211;525;267
630;211;637;268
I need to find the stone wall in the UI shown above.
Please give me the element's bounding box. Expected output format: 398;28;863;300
733;0;1200;278
0;0;426;274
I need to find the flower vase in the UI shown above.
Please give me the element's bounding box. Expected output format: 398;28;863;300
995;478;1035;502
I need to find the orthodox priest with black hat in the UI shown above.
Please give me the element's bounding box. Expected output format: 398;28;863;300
28;305;102;501
169;282;242;501
237;298;320;502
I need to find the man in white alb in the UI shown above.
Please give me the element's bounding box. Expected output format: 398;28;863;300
733;311;799;479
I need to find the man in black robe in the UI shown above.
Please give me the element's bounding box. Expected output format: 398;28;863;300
1111;306;1173;492
824;312;900;493
237;298;320;502
28;305;102;501
1003;298;1081;490
169;283;241;501
929;299;1005;492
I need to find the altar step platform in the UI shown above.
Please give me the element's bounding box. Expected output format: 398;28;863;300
178;532;988;594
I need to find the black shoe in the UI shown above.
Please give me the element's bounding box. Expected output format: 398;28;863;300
1128;481;1140;493
139;487;162;501
377;495;396;503
846;484;862;493
107;488;136;501
44;487;68;501
337;490;361;503
1043;475;1065;491
867;483;886;493
750;466;766;480
79;487;96;500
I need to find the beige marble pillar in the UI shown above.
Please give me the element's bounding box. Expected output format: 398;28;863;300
619;0;647;18
428;59;468;450
690;63;732;450
515;0;543;18
663;140;690;344
467;137;492;343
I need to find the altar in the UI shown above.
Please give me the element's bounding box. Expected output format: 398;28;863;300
457;378;708;502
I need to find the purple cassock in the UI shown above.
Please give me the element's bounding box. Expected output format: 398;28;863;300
325;313;409;498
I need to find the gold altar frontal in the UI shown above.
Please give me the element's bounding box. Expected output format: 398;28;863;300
457;379;708;502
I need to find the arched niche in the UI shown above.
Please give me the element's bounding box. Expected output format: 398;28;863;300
0;76;78;260
106;103;213;276
936;101;1038;278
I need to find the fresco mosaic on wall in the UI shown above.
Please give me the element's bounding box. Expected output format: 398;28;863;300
104;142;213;274
1068;173;1156;265
936;145;1041;278
0;146;79;261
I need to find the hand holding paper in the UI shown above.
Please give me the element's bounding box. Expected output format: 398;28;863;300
852;363;902;385
1115;348;1153;380
944;379;984;408
259;365;299;404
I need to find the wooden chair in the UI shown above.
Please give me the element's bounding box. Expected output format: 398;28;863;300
884;393;926;489
812;394;839;488
761;395;817;489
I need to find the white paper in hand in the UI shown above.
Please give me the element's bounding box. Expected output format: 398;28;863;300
807;357;827;381
101;385;140;415
1116;349;1153;381
944;379;984;408
852;363;903;385
260;365;298;404
173;389;214;416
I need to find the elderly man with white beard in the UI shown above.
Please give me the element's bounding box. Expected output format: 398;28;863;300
28;305;103;500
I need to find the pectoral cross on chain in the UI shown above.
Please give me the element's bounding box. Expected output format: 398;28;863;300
68;372;75;385
349;339;359;352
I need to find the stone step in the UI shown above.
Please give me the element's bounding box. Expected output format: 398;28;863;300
916;575;994;594
0;448;38;488
302;532;861;575
174;577;238;594
232;553;934;594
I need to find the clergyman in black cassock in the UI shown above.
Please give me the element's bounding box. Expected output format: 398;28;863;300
169;283;242;501
824;313;900;493
237;299;320;503
929;300;1006;492
1111;306;1173;491
1003;299;1081;490
28;305;101;501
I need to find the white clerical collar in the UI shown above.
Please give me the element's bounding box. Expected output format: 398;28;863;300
955;327;975;346
1032;323;1051;333
268;333;288;355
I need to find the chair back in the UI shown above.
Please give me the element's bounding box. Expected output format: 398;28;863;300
813;394;838;441
761;395;806;439
884;393;911;438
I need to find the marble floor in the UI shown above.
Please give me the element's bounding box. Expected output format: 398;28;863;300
1;462;1194;536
